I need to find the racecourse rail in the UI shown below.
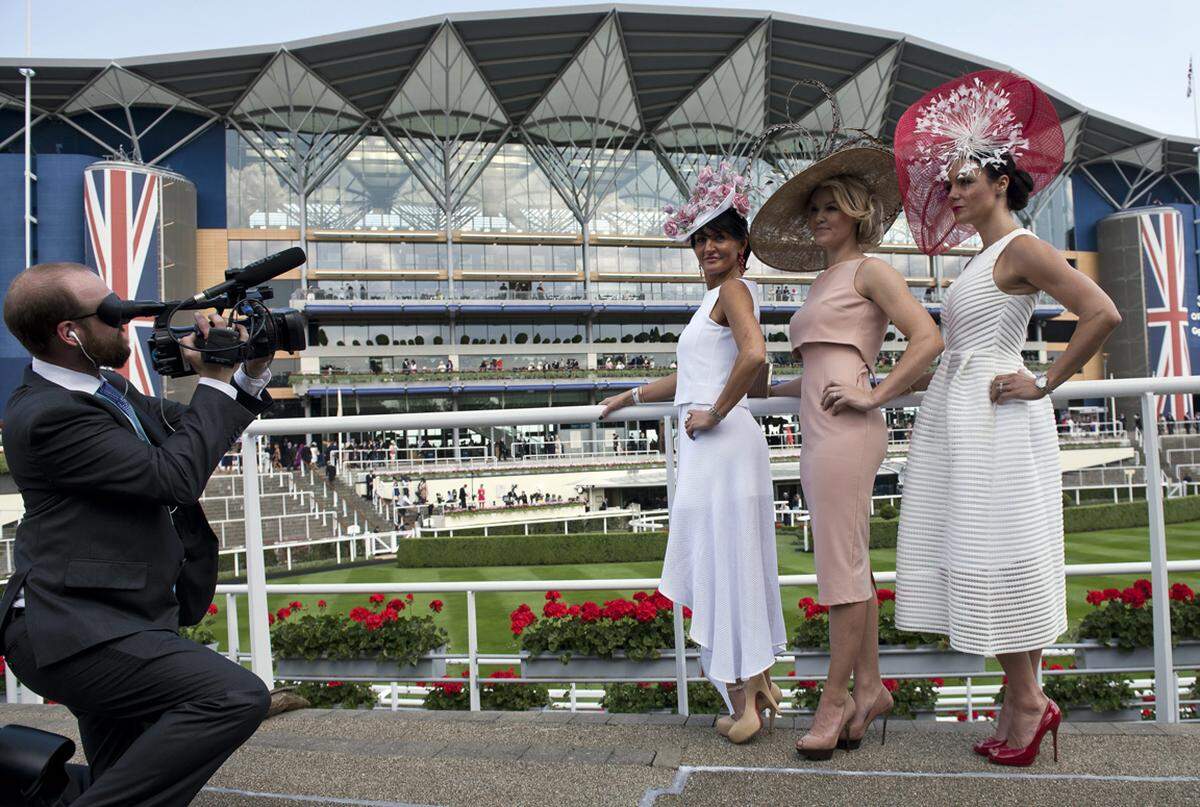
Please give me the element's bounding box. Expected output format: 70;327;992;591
6;376;1200;724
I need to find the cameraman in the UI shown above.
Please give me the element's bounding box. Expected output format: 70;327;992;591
0;263;274;806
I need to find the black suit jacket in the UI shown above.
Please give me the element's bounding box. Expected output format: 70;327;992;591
0;366;272;666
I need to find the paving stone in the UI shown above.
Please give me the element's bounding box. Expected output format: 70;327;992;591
563;746;614;765
645;713;689;725
569;712;612;725
496;710;546;722
652;746;684;768
686;715;716;728
608;748;656;766
518;745;569;764
607;713;652;725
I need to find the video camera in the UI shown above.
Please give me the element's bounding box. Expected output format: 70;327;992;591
95;248;308;378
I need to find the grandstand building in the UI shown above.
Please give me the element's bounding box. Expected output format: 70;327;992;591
2;5;1198;462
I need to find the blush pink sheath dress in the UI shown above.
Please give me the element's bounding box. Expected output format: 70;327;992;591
789;258;888;606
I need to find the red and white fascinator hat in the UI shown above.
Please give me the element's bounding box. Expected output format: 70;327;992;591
893;69;1065;254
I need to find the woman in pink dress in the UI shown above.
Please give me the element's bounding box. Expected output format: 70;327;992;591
753;148;943;759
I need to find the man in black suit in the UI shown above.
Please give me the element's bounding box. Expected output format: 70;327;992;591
0;263;275;805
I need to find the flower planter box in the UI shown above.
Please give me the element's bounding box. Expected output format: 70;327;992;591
792;645;985;677
1062;706;1142;722
275;647;447;681
1074;640;1200;671
522;650;700;681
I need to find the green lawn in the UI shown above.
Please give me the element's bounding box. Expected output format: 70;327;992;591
210;521;1200;658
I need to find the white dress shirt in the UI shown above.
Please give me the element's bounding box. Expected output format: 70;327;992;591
12;360;270;608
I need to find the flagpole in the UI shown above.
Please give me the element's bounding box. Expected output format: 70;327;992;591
20;0;34;269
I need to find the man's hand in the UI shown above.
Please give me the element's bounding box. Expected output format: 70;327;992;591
243;351;273;379
180;312;237;385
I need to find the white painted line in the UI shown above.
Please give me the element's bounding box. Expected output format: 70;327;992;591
640;765;1200;806
202;786;443;807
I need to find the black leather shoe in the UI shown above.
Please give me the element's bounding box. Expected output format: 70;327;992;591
0;724;78;806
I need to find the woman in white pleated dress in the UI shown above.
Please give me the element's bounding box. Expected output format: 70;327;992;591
600;191;786;745
893;71;1122;766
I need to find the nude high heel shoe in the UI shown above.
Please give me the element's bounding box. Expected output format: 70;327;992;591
717;679;783;737
727;674;779;744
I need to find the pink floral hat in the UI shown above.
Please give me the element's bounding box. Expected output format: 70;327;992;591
662;162;752;242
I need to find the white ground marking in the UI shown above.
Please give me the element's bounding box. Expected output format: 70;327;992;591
202;786;443;806
640;764;1200;806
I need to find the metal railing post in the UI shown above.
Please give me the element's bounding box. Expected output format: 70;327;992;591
1141;393;1178;723
225;592;240;663
467;590;481;711
242;437;275;687
662;414;688;715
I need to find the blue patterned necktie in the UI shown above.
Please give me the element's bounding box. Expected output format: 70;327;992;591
95;379;150;443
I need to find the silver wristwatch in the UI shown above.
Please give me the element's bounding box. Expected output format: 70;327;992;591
706;405;724;421
1034;373;1050;395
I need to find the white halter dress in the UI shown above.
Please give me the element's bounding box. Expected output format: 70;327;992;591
895;228;1067;655
659;278;787;708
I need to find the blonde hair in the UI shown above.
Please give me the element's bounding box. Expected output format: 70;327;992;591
809;175;884;246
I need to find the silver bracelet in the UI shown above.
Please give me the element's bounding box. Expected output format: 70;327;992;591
706;405;724;421
631;387;643;405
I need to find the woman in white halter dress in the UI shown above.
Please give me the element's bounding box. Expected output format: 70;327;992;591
601;205;786;745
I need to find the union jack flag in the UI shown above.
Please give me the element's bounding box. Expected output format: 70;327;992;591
1142;209;1193;420
83;166;162;396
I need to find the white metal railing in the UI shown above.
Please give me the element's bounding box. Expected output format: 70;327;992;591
7;376;1200;724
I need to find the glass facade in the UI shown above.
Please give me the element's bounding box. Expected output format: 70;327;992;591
214;25;1080;403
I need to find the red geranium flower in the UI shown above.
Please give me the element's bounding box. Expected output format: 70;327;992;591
1133;579;1153;597
349;606;371;623
1103;588;1121;601
276;607;292;621
633;592;648;602
317;600;327;609
405;594;414;602
267;613;276;626
430;599;444;613
388;598;406;612
289;601;303;610
580;602;601;623
876;588;896;603
364;613;384;631
1086;590;1106;606
682;606;693;619
369;593;385;605
382;608;399;623
1169;582;1195;602
328;681;343;688
543;601;568;618
931;678;945;687
1121;587;1147;608
634;601;658;622
882;679;899;692
545;590;562;602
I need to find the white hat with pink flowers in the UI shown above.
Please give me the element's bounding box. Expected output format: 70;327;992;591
662;162;752;242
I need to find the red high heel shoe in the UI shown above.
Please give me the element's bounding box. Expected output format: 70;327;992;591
988;701;1061;767
972;736;1004;757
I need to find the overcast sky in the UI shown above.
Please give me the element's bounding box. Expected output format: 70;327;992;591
2;0;1197;138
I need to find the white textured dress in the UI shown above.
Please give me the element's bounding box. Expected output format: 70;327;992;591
895;228;1067;655
659;277;787;706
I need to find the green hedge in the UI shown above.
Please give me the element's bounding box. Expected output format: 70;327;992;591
1063;495;1200;533
395;531;667;568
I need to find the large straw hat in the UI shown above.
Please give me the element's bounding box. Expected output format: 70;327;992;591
750;144;902;273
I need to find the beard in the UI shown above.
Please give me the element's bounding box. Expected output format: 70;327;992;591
85;326;132;369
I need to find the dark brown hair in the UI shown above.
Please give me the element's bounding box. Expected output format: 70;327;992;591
983;153;1036;212
690;208;752;263
3;263;92;355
